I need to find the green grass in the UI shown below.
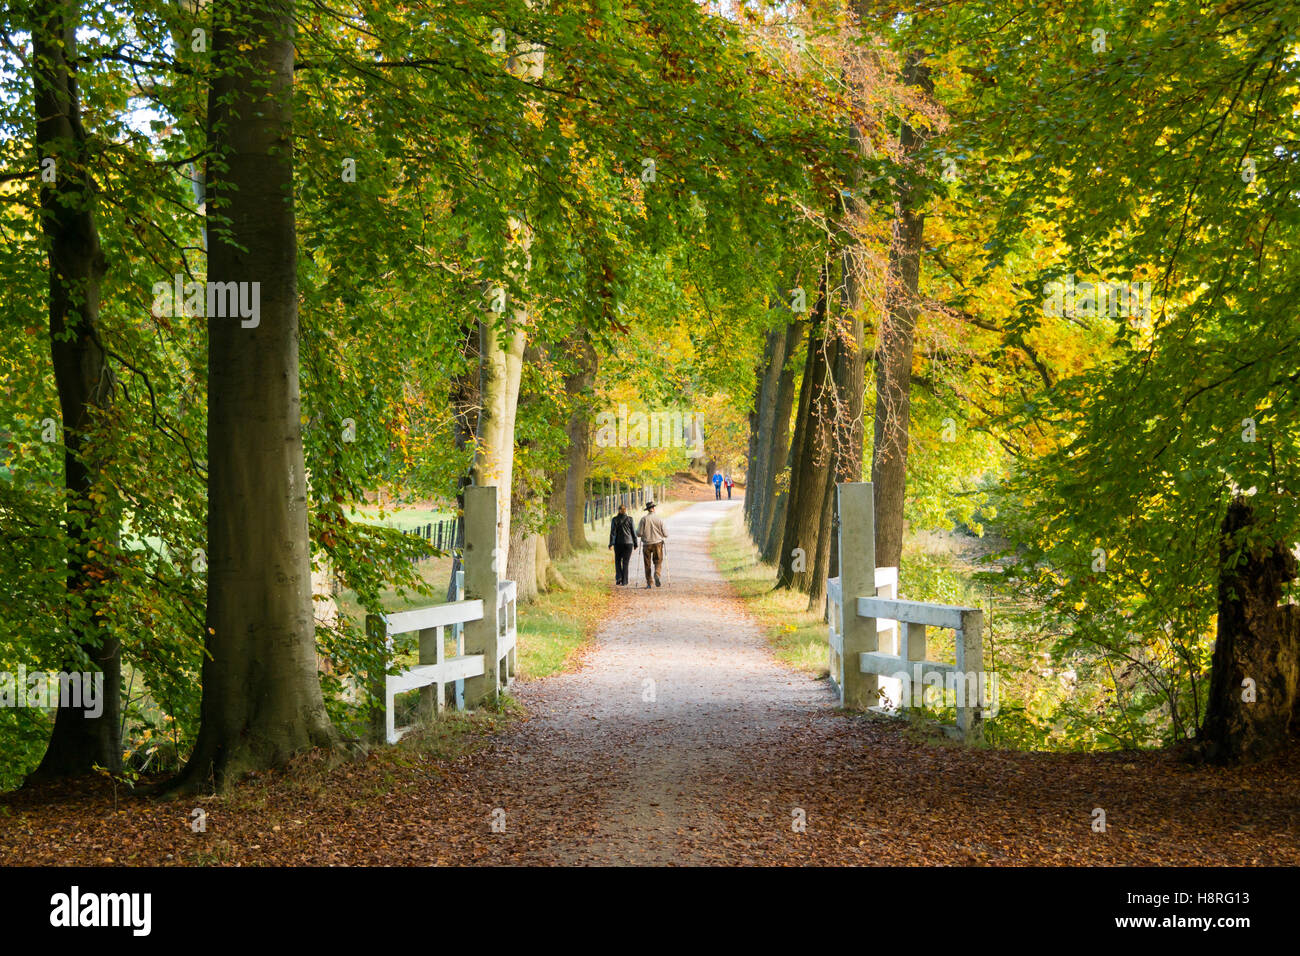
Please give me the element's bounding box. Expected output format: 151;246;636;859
347;504;455;531
334;556;456;625
710;504;830;676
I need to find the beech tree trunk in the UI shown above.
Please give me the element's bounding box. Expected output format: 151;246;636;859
758;320;804;563
872;52;932;572
1196;498;1300;764
806;449;838;611
747;325;787;535
545;458;570;559
174;0;336;792
561;337;597;551
506;521;538;604
777;268;832;592
28;0;121;780
826;268;867;585
471;309;527;557
469;34;543;556
744;329;775;527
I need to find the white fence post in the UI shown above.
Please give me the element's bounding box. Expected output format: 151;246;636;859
418;622;444;719
955;608;985;740
837;482;879;709
463;484;501;708
831;481;987;742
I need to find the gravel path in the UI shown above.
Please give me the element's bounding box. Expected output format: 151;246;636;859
475;499;835;864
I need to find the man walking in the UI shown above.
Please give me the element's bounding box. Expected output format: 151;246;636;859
712;470;723;499
636;501;668;588
608;504;637;586
724;476;733;499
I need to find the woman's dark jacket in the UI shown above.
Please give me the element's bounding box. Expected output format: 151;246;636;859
610;513;638;548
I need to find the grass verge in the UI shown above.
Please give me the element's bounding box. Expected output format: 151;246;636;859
709;503;829;677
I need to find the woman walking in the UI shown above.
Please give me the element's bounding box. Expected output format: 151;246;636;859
609;504;638;586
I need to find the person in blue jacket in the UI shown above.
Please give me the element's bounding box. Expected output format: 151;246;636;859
712;470;723;499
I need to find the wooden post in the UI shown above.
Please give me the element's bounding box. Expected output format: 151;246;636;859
453;568;466;710
462;484;501;707
418;624;444;718
836;482;878;710
954;607;985;741
902;622;926;712
366;613;388;743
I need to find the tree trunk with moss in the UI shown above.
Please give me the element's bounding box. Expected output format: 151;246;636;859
27;0;121;781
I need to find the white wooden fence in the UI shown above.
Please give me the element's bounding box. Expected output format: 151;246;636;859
827;566;898;695
367;485;517;744
828;482;987;740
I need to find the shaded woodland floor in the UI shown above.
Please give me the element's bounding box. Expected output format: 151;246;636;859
1;501;1297;866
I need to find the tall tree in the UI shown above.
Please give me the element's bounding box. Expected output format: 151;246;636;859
175;0;336;791
758;319;804;563
468;28;545;557
871;51;932;572
26;0;120;779
777;266;832;592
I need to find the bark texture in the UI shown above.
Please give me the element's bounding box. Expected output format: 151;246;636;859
1196;499;1300;765
28;0;122;780
562;337;597;551
777;268;832;592
746;325;787;537
758;320;804;563
470;306;527;557
175;0;336;792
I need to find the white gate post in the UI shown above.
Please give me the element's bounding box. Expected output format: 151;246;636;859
463;484;501;707
955;608;985;740
837;482;879;710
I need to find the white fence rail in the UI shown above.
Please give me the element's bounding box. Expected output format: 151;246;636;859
497;578;518;681
366;485;518;744
828;566;897;692
829;482;987;741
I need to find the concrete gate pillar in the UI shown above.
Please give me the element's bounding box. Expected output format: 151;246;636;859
836;482;879;710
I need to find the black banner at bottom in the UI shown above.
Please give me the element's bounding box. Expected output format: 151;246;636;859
0;865;1282;942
